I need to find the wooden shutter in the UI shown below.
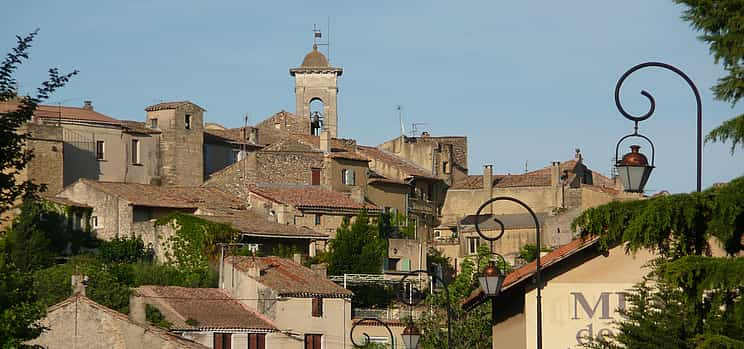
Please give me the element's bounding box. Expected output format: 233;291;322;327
248;333;266;349
305;334;322;349
214;333;231;349
312;297;323;317
311;168;321;185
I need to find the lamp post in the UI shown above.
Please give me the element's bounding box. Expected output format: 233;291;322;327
349;268;452;349
614;62;703;193
474;196;542;349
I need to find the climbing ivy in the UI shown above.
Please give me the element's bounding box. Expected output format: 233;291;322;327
155;213;238;273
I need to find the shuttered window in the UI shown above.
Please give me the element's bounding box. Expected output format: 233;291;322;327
305;334;322;349
247;333;265;349
213;333;231;349
312;297;323;317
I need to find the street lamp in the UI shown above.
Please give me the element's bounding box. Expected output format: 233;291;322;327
614;62;703;193
349;268;452;349
474;196;542;349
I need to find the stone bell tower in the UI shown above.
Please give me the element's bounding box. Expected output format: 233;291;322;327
289;43;343;138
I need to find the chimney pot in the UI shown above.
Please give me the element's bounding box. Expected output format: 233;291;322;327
83;100;93;110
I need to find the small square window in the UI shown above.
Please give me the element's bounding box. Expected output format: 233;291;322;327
150;118;158;128
341;169;355;186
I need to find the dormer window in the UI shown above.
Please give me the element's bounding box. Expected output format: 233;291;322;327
341;169;355;186
185;114;192;129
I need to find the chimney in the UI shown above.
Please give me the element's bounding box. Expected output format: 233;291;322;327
293;253;303;265
550;161;561;187
129;290;146;325
575;148;583;161
311;263;327;278
320;130;330;153
71;274;88;296
83;100;93;110
483;165;493;190
248;127;259;144
350;186;364;204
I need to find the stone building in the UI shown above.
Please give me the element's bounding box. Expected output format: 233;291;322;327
30;284;208;349
132;286;280;349
378;134;469;185
221;256;354;349
290;44;343;137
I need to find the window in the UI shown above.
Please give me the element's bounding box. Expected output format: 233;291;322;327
442;161;449;174
341;169;355;185
91;216;100;228
131;139;140;164
150;118;158;128
305;334;322;349
247;334;266;349
132;206;154;222
213;333;231;349
311;168;321;185
95;141;105;160
185;114;192;129
312;297;323;317
314;214;321;226
468;237;480;255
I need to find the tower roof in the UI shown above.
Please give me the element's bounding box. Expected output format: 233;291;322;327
301;44;329;67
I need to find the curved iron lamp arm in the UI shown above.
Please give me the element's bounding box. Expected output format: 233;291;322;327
399;269;453;349
350;317;396;348
474;196;542;349
614;62;703;192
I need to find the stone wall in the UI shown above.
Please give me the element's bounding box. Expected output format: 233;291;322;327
24;123;64;194
255;151;324;185
149;105;204;187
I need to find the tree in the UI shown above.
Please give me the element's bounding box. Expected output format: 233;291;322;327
327;210;386;275
573;177;744;348
674;0;744;153
0;30;76;347
0;30;77;215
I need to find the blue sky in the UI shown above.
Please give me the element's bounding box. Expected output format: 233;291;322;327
3;0;742;193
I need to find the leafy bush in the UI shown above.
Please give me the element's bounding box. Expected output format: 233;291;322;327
98;237;146;264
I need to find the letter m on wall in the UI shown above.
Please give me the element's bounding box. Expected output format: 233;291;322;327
571;292;612;320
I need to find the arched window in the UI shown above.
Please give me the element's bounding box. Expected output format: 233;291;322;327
309;98;324;136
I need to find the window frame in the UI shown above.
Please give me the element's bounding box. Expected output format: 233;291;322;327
341;169;355;186
131;139;140;164
213;332;231;349
247;333;265;349
305;334;322;349
91;216;99;228
468;237;480;255
150;118;158;128
311;297;323;317
314;214;322;226
95;140;105;160
185;113;192;130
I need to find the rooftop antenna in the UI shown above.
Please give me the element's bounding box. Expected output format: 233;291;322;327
313;20;332;62
525;160;529;173
410;122;427;137
242;113;249;190
396;105;405;137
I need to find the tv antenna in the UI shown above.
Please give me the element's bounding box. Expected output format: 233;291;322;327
312;18;332;62
396;105;405;136
410;122;427;137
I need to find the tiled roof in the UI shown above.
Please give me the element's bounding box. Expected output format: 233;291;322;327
135;286;278;331
227;256;353;297
326;151;369;162
47;295;209;348
42;195;92;209
145;101;205;112
250;184;378;211
204;127;257;145
357;146;435;179
76;179;245;212
121;120;161;134
462;236;599;309
493;160;578;188
451;175;483;189
196;214;328;239
1;102;121;124
459;212;548;231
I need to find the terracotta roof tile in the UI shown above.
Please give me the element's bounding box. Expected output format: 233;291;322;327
227;256;353;297
121;120;161;134
250;184;378;211
462;236;599;309
43;196;92;209
1;102;121;124
144;101;205;112
196;214;328;239
493;160;578;188
204;127;258;145
326;151;369;162
47;295;209;348
135;286;278;331
357;146;435;179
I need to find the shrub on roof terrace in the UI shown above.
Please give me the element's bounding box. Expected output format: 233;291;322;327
155;212;238;273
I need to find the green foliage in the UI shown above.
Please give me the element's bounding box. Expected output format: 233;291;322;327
156;213;238;273
573;177;744;258
327;210;386;275
426;247;455;285
377;210;415;239
271;244;301;259
98;236;146;264
416;244;497;349
0;254;46;348
349;284;396;308
674;0;744;153
146;304;172;329
0;30;77;215
518;243;552;263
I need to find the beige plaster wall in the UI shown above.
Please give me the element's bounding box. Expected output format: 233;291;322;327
350;323;405;347
58;180;131;240
325;158;368;194
273;297;352;349
30;297;198;349
387;238;426;272
367;183;408;214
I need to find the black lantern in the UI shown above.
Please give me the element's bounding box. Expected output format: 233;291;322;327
401;323;421;349
616;145;654;193
478;261;505;297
